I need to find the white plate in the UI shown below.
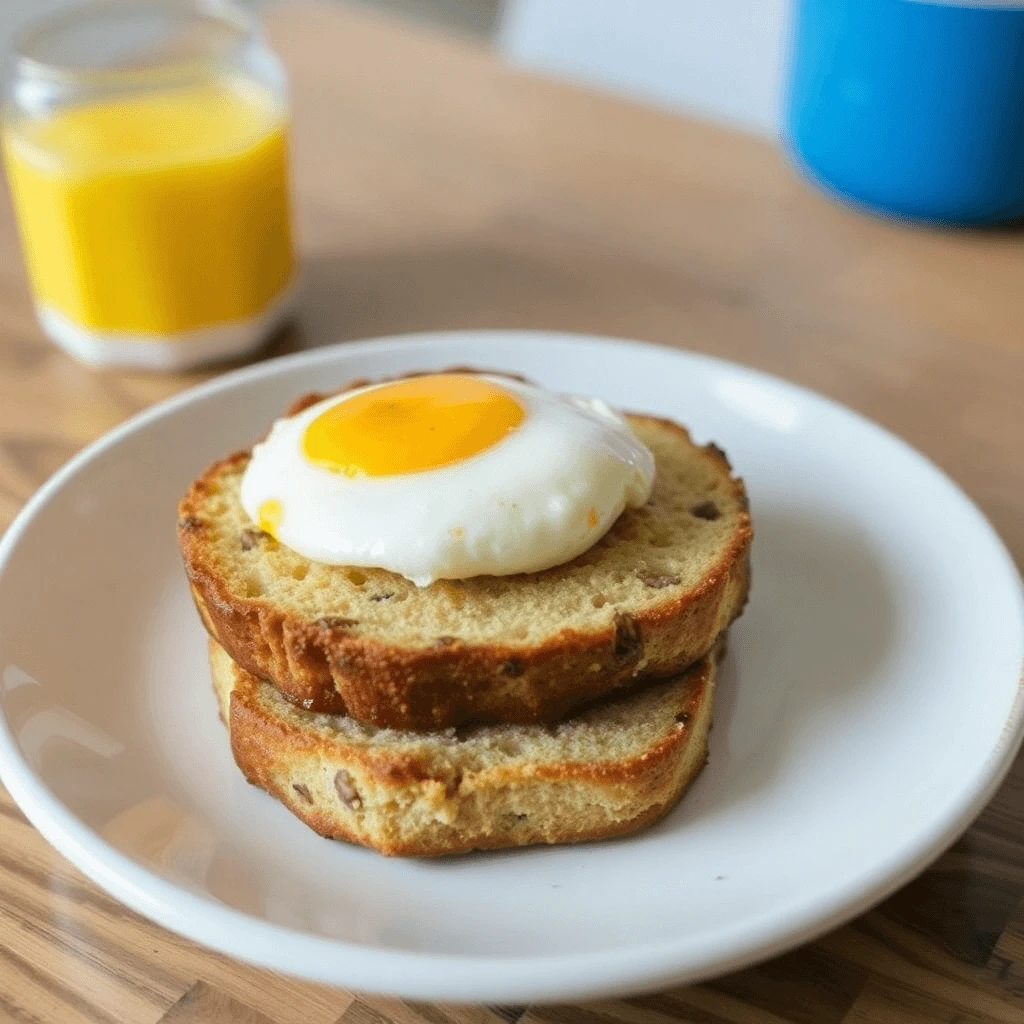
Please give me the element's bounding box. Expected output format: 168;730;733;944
0;331;1021;1003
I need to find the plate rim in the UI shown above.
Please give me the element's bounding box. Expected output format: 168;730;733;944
1;328;1022;1003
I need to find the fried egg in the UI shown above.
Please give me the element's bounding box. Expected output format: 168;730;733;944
239;373;655;585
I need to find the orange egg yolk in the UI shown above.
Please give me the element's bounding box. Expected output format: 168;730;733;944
302;374;525;476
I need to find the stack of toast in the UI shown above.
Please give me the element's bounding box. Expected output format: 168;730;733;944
178;386;752;856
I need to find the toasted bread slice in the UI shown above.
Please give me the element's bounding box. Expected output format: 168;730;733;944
210;637;717;857
179;395;750;731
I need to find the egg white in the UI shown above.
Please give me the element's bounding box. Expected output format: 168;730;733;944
239;376;655;586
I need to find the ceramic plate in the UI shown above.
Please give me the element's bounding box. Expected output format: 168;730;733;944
0;331;1021;1003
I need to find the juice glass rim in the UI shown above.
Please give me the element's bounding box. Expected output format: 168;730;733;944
12;0;259;94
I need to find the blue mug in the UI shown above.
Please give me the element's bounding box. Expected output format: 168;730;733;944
785;0;1024;224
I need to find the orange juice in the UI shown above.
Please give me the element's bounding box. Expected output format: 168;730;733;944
2;80;294;366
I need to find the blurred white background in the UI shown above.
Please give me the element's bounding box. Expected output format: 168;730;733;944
500;0;787;134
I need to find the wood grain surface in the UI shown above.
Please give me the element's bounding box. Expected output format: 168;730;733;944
0;4;1022;1021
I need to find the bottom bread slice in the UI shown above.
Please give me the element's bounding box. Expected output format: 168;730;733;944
210;637;718;857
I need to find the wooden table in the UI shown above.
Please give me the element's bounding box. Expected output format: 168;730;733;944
0;5;1022;1022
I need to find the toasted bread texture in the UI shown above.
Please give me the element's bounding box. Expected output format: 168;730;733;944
180;403;749;730
209;637;717;857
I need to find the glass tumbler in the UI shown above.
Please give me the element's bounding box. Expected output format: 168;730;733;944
2;0;296;369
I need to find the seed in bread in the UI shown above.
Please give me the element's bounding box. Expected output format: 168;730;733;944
209;637;718;857
179;407;750;731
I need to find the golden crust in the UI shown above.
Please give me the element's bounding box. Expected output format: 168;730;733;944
178;390;751;732
212;639;717;857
